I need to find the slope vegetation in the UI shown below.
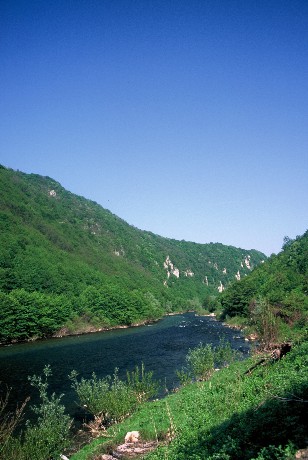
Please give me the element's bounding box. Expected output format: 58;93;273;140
0;166;265;342
70;340;307;460
220;230;308;344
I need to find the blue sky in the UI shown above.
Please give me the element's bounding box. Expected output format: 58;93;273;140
1;0;307;256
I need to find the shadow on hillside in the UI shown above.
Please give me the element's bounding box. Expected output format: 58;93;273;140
175;380;308;459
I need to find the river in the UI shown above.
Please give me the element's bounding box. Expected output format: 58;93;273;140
0;312;249;424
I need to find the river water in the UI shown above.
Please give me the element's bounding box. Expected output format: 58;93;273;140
0;312;249;423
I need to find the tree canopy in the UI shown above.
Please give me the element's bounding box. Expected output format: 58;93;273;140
0;166;266;342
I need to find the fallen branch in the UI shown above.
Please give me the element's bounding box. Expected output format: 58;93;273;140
244;343;292;375
244;358;267;375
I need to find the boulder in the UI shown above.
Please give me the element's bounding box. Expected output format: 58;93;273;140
124;431;140;444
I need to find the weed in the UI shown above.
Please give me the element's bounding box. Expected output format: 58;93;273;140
126;363;159;403
0;365;72;460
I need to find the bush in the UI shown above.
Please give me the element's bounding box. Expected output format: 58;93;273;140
250;297;279;348
1;365;72;460
0;388;28;457
126;363;159;403
69;368;137;426
214;338;240;368
177;339;240;384
251;443;296;460
186;343;215;381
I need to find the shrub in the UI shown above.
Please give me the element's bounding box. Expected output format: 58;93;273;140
251;443;296;460
23;366;72;459
69;368;137;426
186;343;215;381
214;338;240;368
177;339;241;384
0;387;28;457
1;365;71;460
126;363;159;403
250;297;279;348
176;367;192;387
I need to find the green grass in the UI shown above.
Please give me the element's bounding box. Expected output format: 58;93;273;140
70;340;308;460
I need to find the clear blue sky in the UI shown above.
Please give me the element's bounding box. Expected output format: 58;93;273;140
1;0;307;256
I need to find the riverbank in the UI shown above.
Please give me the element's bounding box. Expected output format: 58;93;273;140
0;316;161;347
221;316;260;342
0;308;192;347
70;339;307;460
52;318;159;338
53;308;218;341
0;309;259;349
2;311;251;414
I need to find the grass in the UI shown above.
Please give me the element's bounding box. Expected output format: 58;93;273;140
70;339;308;460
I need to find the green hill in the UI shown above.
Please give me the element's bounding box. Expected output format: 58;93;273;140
220;230;308;344
0;165;265;342
69;231;307;460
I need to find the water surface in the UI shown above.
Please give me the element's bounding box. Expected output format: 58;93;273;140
0;313;249;422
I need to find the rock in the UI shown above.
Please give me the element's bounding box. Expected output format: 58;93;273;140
124;431;140;444
114;441;157;458
295;448;308;459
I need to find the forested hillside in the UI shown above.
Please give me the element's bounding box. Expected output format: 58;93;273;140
0;166;265;342
220;230;308;344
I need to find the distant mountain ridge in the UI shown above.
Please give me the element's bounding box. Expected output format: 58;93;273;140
0;165;266;342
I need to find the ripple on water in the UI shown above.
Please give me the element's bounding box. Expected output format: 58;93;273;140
0;312;250;422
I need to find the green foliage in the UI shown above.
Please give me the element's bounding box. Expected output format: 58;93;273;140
220;231;308;341
186;343;215;381
175;367;193;387
69;364;159;429
202;294;220;312
250;297;279;348
0;390;28;456
22;366;72;459
220;277;256;318
0;289;73;341
178;339;240;383
250;443;296;460
126;363;160;403
214;337;240;367
71;340;308;460
0;166;266;342
69;369;137;426
0;365;71;460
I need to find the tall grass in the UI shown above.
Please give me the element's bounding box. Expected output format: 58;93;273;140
71;340;307;460
69;364;159;431
0;365;72;460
